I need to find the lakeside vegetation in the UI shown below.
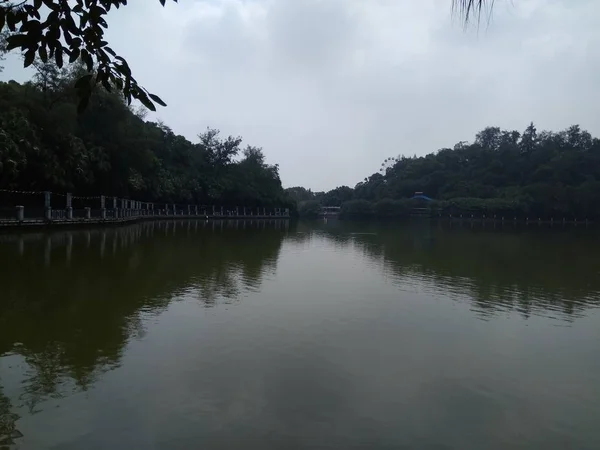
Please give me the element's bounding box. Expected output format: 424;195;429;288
288;124;600;219
0;62;293;209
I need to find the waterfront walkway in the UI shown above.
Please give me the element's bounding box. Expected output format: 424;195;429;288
0;190;290;229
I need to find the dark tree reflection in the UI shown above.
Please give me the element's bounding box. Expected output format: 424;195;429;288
0;220;286;411
305;220;600;321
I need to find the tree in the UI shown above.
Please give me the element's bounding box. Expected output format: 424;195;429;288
0;0;174;112
0;63;295;211
293;123;600;219
0;28;7;72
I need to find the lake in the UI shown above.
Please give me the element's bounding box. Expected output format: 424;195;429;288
1;219;599;449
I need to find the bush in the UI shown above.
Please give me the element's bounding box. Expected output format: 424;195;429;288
340;199;374;218
374;198;411;217
298;200;321;218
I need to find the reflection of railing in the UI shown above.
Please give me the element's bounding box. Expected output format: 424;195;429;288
0;189;291;228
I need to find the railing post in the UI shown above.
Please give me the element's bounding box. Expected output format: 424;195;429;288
212;205;215;216
188;205;191;216
16;205;24;222
263;207;266;216
113;197;118;218
44;191;52;221
172;204;176;216
220;206;224;216
195;205;198;215
236;206;239;216
100;195;106;219
66;192;73;220
85;207;91;219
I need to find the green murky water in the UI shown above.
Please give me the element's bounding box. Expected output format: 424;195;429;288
1;219;599;449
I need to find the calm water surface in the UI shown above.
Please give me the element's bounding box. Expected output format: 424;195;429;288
1;219;599;449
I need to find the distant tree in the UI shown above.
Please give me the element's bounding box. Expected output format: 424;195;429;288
340;199;374;218
294;123;600;219
286;186;315;203
0;29;7;72
297;200;321;218
0;66;294;211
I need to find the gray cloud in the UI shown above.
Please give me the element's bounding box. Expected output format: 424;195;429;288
2;0;599;190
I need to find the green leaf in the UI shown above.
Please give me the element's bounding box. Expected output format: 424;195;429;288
64;30;73;45
34;0;43;9
148;93;167;107
6;12;17;32
20;19;42;33
101;79;112;92
69;47;80;63
23;5;41;20
42;0;59;11
55;45;63;68
6;34;30;51
38;45;48;62
0;9;5;31
83;50;93;71
114;58;132;77
137;91;156;112
24;49;35;67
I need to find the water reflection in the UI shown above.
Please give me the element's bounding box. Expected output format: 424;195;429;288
300;220;600;322
0;386;20;446
1;219;600;449
0;220;288;416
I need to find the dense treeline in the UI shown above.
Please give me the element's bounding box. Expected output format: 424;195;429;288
289;124;600;219
0;62;292;209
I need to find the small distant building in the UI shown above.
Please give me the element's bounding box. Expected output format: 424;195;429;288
411;192;433;201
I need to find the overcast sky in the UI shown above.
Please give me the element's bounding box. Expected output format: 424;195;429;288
2;0;599;191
